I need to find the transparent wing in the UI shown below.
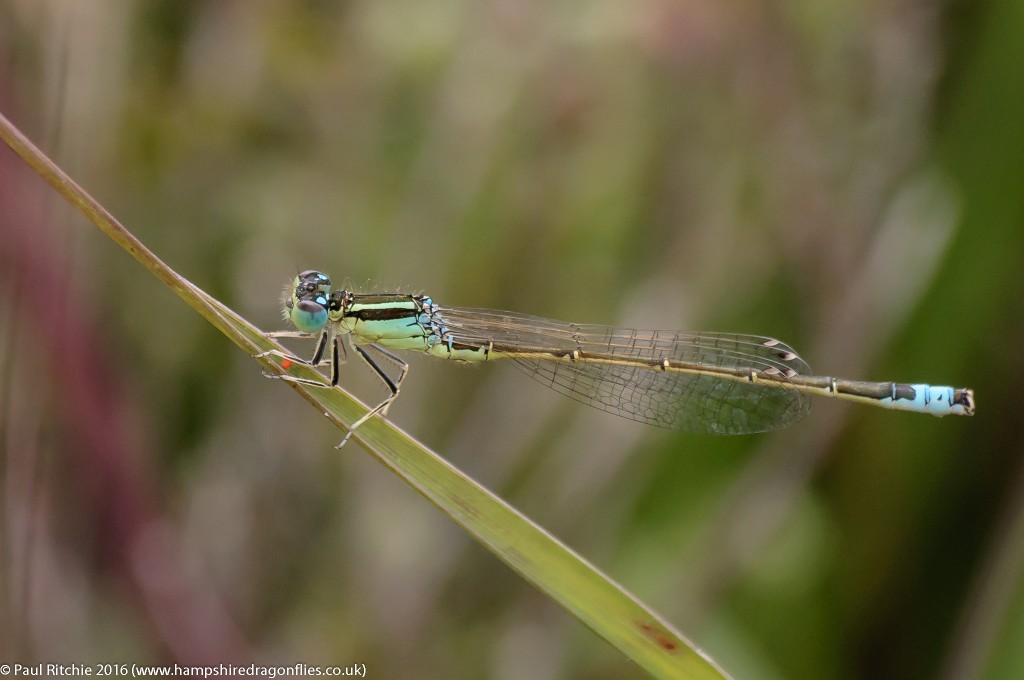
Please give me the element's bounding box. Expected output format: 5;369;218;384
434;306;812;434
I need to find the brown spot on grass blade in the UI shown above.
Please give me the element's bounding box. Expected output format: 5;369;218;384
638;620;679;652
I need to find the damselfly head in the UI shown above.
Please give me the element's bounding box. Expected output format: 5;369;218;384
282;270;333;332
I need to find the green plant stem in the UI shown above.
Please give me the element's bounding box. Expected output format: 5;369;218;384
0;109;730;680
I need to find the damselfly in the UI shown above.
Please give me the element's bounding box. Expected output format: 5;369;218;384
261;270;975;446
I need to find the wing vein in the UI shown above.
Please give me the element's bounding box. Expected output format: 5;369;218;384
434;306;811;434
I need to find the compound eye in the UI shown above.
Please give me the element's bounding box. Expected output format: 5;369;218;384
298;270;331;288
290;297;329;333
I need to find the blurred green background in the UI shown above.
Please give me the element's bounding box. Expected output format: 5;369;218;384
1;1;1022;678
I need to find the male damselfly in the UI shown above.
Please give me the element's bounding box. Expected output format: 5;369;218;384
261;271;974;446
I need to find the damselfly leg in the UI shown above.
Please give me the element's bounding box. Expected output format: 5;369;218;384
259;326;410;446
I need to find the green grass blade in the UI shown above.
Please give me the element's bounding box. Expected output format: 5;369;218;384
1;110;730;679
